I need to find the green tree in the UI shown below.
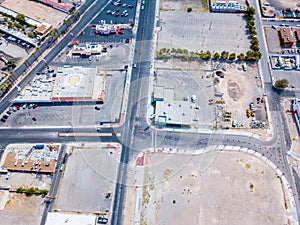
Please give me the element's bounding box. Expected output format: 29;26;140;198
15;14;25;24
237;53;245;61
63;18;72;27
7;59;16;68
275;79;289;89
245;6;255;17
27;32;35;38
214;52;220;60
220;51;229;60
229;53;236;60
187;7;192;13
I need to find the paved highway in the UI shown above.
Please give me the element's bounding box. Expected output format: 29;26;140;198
111;0;157;224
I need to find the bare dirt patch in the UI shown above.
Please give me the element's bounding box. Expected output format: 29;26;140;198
227;80;243;101
160;0;208;12
1;0;67;27
260;0;300;11
0;193;44;225
214;62;266;128
141;151;291;225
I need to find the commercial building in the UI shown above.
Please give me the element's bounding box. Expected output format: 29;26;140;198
153;85;191;127
52;66;106;102
71;43;103;57
0;144;61;174
292;99;300;134
278;28;295;47
14;66;107;103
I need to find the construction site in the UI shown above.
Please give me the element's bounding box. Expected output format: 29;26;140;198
212;62;267;130
0;143;61;173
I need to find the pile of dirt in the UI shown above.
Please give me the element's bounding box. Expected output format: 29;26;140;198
227;80;243;101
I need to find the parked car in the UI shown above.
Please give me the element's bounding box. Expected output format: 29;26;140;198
97;217;108;224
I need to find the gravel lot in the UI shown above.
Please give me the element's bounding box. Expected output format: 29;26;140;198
141;151;290;225
158;11;250;54
54;146;120;213
264;27;281;54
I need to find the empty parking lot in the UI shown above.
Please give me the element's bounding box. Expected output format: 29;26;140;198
54;145;120;213
158;11;250;54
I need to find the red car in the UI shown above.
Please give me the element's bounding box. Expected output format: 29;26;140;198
33;104;38;109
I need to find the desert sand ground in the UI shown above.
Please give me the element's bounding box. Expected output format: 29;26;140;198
1;0;67;27
141;151;291;225
0;193;44;225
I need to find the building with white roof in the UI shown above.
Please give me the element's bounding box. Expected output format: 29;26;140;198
153;85;191;127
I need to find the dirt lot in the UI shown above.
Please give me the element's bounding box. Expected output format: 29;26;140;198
264;27;281;54
0;193;44;225
213;62;266;129
1;0;67;27
260;0;300;11
141;151;291;225
160;0;208;12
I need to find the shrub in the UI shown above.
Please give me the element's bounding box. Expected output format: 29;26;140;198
275;79;289;89
187;7;192;12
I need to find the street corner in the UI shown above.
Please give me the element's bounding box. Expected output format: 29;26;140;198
135;152;144;167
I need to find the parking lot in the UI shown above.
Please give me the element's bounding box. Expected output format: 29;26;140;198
0;172;51;189
158;11;250;54
273;69;300;91
1;68;126;126
0;37;29;60
77;0;137;44
54;145;121;213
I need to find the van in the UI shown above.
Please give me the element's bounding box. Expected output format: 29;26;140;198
191;95;196;103
242;63;247;71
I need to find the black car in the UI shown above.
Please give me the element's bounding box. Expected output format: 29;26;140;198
3;115;8;119
6;111;11;115
97;217;108;224
1;118;5;122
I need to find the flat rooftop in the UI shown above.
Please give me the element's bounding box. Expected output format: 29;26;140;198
14;66;106;103
52;66;106;102
0;144;60;173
